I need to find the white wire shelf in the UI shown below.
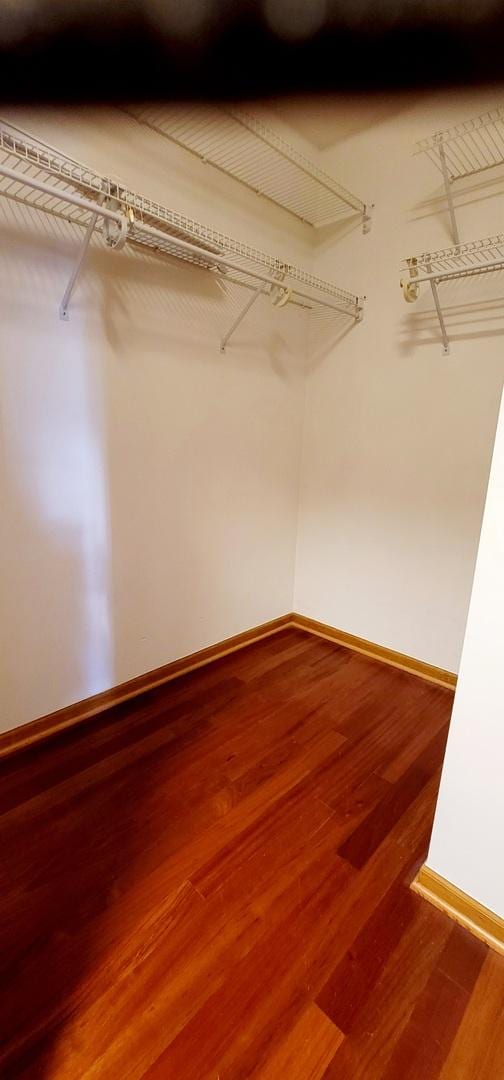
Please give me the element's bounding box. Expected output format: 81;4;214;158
123;104;372;232
415;106;504;245
0;120;365;347
400;233;504;353
416;107;504;181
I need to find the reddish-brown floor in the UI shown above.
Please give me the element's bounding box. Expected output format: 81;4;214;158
1;628;503;1078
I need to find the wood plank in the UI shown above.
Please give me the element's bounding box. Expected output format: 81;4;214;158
337;729;447;870
254;1002;343;1079
316;884;419;1031
139;853;355;1080
381;925;487;1079
439;951;504;1079
321;901;452;1079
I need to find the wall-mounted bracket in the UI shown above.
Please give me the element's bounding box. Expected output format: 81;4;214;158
59;194;106;321
59;195;130;320
426;259;450;354
220;284;265;353
436;138;460;247
429;279;450;355
362;204;374;235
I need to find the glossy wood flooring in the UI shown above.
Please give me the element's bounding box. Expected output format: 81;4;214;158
1;628;503;1079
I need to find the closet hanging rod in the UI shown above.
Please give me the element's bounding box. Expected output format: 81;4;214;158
0;120;360;311
0;119;365;341
133;220;360;317
0;158;359;319
400;232;504;353
0;162;123;226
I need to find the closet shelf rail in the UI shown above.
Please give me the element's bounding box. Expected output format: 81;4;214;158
415;106;504;245
123;105;372;232
0;121;365;346
400;233;504;353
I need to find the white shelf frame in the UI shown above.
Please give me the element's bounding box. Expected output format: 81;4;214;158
0;120;365;350
415;107;504;245
400;233;504;353
123;105;372;233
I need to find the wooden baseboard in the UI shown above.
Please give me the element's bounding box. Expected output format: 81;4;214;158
412;865;504;955
1;610;456;760
290;613;457;691
0;614;293;760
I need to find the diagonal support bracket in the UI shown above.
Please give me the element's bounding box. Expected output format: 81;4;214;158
59;194;105;321
220;284;265;353
429;278;450;355
437;141;460;247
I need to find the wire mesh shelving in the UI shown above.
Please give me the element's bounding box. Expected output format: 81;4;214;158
400;233;504;353
415;106;504;245
123;105;372;232
0;120;365;349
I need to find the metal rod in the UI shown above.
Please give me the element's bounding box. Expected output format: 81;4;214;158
135;221;361;318
220;284;265;352
59;194;105;320
0;162;123;224
0;117;94;174
429;279;450;354
409;253;504;286
438;142;460;246
0;158;362;321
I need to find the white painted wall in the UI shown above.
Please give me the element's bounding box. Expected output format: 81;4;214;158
294;89;504;673
2;93;504;734
426;388;504;917
0;107;310;733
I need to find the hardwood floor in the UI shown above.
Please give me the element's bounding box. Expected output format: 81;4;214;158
0;628;502;1078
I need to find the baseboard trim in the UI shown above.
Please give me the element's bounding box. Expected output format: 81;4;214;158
290;614;457;691
0;614;293;760
1;611;457;760
412;865;504;955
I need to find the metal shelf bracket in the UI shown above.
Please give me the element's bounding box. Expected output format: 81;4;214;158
220;284;265;353
429;279;450;355
59;193;106;321
436;137;460;247
362;204;374;235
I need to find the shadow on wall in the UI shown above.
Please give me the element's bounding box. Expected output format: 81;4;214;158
312;211;363;249
307;310;357;370
0;288;114;734
399;293;504;357
0;192;307;362
409;170;504;232
270;93;417;150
